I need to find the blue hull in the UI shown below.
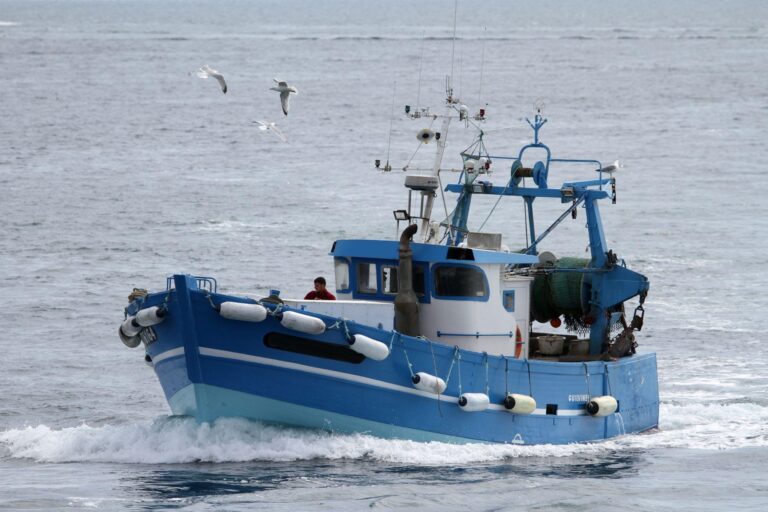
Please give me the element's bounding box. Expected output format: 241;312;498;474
137;276;659;445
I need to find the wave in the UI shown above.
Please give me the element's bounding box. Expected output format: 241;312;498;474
0;21;20;27
2;397;767;465
106;31;766;43
0;417;612;465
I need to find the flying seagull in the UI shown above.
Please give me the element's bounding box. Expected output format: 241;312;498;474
196;65;227;94
254;120;288;142
270;79;298;115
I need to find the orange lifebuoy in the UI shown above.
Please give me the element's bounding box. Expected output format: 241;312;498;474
514;325;524;359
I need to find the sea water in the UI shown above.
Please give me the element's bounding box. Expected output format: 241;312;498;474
1;0;767;510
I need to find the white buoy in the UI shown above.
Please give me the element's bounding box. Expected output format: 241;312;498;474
586;395;618;417
458;393;490;412
280;311;326;334
121;316;141;337
219;302;268;323
136;306;166;327
503;393;536;415
119;316;141;348
118;324;141;348
348;334;390;361
411;372;446;394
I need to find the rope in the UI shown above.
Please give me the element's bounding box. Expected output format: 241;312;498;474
128;288;148;302
527;359;534;396
504;357;509;396
483;352;490;395
437;171;449;221
388;331;398;351
429;341;439;385
457;351;463;396
583;362;592;399
605;364;614;397
402;346;416;379
522;178;529;245
327;319;352;341
443;347;459;387
204;291;219;311
268;303;284;317
428;340;443;415
477;178;511;231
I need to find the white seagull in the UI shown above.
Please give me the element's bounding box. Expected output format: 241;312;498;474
254;120;288;142
597;160;622;174
196;64;227;94
270;79;298;115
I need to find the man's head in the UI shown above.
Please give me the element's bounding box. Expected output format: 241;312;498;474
313;276;326;292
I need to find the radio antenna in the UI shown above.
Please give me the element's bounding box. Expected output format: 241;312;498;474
449;0;458;95
458;41;464;101
416;31;425;112
384;80;396;172
478;26;486;107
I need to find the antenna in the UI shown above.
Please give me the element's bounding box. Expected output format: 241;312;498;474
478;26;486;107
416;31;425;113
449;0;458;96
384;81;396;172
458;40;463;101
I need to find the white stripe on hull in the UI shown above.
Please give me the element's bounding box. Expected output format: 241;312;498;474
152;345;587;416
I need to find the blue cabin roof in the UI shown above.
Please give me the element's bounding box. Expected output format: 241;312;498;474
330;240;539;265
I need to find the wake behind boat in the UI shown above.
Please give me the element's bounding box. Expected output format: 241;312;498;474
117;80;658;445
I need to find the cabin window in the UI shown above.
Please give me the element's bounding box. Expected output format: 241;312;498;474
503;290;515;312
433;265;488;299
356;262;377;293
334;259;350;292
381;264;426;296
381;266;398;294
413;265;426;296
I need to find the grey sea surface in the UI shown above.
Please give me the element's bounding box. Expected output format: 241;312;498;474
1;0;767;510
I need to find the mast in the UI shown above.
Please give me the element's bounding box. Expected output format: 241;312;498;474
418;88;454;243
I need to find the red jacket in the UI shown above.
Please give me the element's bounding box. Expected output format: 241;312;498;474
304;289;336;300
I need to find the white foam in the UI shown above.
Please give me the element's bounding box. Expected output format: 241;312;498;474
0;21;20;27
0;417;608;465
2;398;766;465
619;400;768;451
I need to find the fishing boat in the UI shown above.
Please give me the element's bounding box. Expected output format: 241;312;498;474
118;82;658;445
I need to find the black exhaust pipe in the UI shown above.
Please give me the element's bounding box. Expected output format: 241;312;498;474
394;224;420;336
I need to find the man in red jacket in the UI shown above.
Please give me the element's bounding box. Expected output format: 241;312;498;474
304;276;336;300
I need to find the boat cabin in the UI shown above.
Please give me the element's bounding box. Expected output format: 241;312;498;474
320;239;538;357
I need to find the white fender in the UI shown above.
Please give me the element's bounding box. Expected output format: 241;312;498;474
121;316;141;337
119;316;141;348
348;334;390;361
220;302;268;323
503;393;536;415
136;306;166;327
458;393;490;412
411;372;446;394
280;311;326;335
587;395;618;417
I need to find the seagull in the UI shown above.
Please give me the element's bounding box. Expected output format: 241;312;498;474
597;160;622;174
254;120;288;142
270;79;298;115
196;65;227;94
